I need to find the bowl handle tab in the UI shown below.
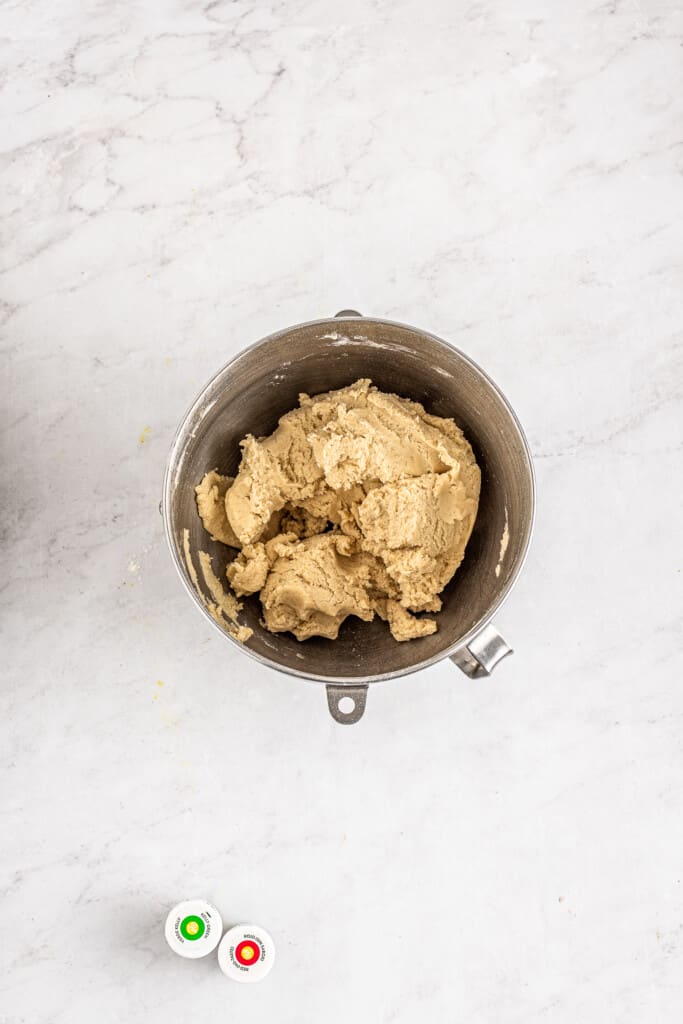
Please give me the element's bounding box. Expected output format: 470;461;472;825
326;685;368;724
450;623;513;678
334;309;363;318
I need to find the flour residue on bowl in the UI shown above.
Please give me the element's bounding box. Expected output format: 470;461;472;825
182;528;252;642
322;333;415;355
495;508;510;578
182;528;201;591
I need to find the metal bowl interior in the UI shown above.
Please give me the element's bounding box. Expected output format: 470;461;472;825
163;317;535;684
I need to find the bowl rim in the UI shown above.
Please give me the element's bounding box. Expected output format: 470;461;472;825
162;313;536;685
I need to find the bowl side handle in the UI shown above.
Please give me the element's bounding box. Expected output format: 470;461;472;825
326;685;368;724
450;623;513;678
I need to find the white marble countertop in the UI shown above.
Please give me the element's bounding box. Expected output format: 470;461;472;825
3;1;682;1020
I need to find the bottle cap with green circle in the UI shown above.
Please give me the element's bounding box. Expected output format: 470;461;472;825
217;924;275;982
164;899;223;959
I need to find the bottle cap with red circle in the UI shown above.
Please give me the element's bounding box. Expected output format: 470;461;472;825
164;899;223;959
217;924;275;982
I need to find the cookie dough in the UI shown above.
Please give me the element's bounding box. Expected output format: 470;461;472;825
182;528;252;642
194;471;241;547
195;379;480;642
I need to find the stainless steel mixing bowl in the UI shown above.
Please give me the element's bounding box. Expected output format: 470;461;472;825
163;312;535;724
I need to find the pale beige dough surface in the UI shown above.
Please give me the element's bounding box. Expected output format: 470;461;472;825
194;471;241;547
196;379;480;642
181;529;252;642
